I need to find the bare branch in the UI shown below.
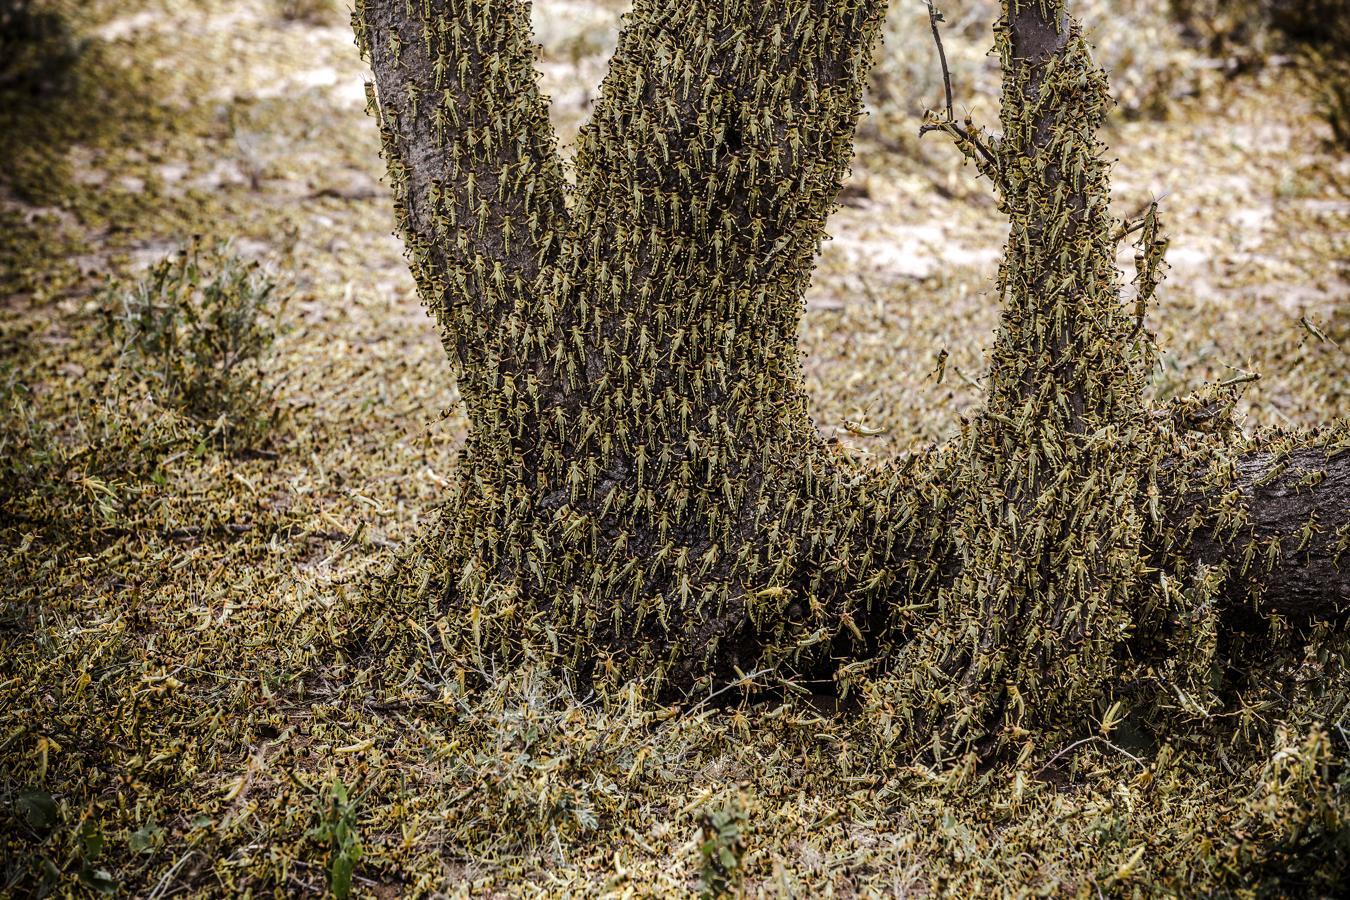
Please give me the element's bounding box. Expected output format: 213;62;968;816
925;0;955;121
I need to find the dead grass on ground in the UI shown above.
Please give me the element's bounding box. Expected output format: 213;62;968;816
2;1;1348;895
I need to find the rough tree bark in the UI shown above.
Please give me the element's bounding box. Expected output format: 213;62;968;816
354;0;927;692
355;0;1348;756
879;0;1165;756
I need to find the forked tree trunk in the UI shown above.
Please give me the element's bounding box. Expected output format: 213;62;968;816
355;0;1348;753
354;0;927;691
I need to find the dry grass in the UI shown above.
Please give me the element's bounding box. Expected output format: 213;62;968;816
2;0;1347;895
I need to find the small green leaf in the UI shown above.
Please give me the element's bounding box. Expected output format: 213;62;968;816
81;820;104;858
79;864;117;895
15;789;58;832
129;819;164;853
330;854;355;899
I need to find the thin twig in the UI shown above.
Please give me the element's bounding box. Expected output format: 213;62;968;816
917;111;1003;186
921;119;1003;177
1034;735;1145;775
1112;218;1149;243
147;850;198;900
1219;371;1261;388
918;2;1007;193
926;0;955;121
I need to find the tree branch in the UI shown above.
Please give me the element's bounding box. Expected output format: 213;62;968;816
1172;440;1350;628
353;0;570;418
566;0;888;309
926;0;955;120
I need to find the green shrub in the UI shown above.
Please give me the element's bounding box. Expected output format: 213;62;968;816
1168;1;1350;147
1169;0;1274;54
100;242;285;446
1269;0;1350;50
1287;2;1350;148
1302;42;1350;148
0;372;196;544
698;801;747;899
307;779;362;900
0;0;81;92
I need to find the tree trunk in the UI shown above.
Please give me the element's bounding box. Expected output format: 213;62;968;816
355;0;1348;751
354;0;929;693
873;0;1170;759
873;0;1348;760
